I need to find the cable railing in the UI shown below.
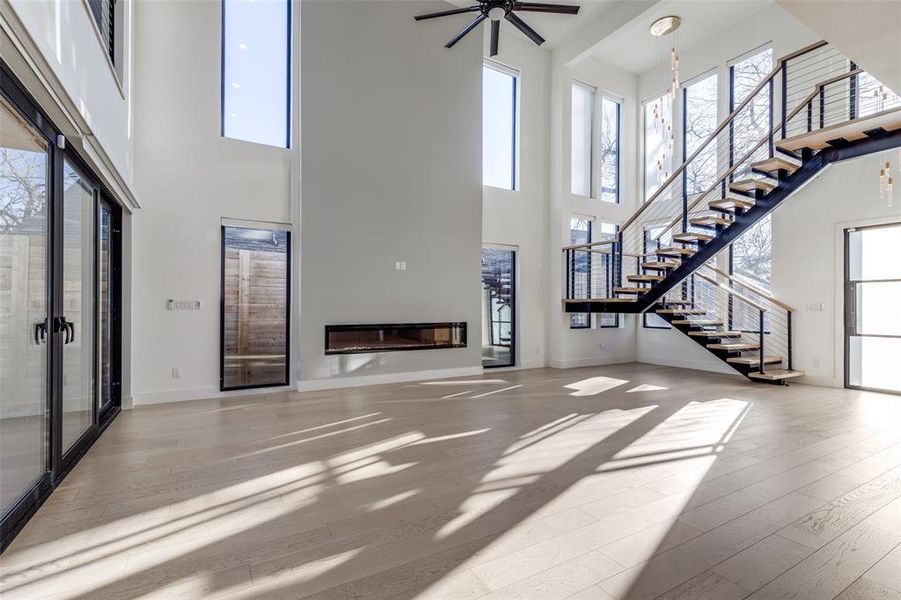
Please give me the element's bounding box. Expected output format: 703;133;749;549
563;40;897;305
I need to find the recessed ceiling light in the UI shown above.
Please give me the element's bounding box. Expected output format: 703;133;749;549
649;15;681;37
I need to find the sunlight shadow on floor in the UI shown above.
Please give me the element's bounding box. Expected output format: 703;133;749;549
564;376;629;396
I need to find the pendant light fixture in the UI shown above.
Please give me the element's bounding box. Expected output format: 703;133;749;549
650;15;682;94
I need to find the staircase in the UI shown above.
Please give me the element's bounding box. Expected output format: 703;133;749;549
563;41;901;384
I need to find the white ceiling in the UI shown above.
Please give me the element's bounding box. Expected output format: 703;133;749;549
589;0;775;74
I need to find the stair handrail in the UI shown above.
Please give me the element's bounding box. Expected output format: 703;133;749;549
703;264;796;312
694;271;767;314
618;40;828;235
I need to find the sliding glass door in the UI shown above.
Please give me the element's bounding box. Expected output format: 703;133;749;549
1;61;122;551
0;94;50;519
846;223;901;394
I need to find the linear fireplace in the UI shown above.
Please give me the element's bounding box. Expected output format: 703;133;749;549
324;322;467;355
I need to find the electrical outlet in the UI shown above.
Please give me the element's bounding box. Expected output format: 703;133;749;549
812;358;821;368
172;367;182;379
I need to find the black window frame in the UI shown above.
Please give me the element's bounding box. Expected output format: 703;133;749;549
219;225;292;391
87;0;116;66
600;95;621;204
0;59;123;552
569;216;592;329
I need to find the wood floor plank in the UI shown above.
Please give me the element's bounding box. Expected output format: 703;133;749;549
746;523;901;600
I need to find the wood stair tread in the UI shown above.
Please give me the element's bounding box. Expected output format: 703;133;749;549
657;247;696;256
563;298;636;303
751;154;802;174
642;261;680;270
709;197;754;211
689;216;732;227
628;274;665;282
729;177;777;192
672;232;714;243
656;309;707;315
687;330;742;337
613;287;650;294
748;369;805;381
727;355;783;365
672;319;723;326
657;300;693;305
778;107;901;152
707;343;760;350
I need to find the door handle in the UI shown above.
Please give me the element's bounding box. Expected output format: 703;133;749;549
34;319;48;345
53;317;75;344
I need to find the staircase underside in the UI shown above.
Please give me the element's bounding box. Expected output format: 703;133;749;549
564;123;901;315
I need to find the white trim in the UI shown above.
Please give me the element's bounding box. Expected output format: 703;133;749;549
682;67;718;89
296;366;484;392
484;57;519;78
483;242;519;252
221;217;292;231
133;385;294;406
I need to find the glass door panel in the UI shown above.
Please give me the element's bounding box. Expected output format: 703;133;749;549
99;205;112;410
480;248;516;368
846;223;901;394
0;95;49;515
61;162;95;453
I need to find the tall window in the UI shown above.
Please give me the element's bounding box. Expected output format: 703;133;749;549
855;71;901;117
484;62;518;190
683;73;718;195
571;82;594;197
643;225;672;329
730;47;772;175
597;221;619;327
569;216;592;328
221;225;291;390
732;214;772;290
222;0;291;148
481;248;516;368
87;0;115;64
644;92;673;199
600;97;621;203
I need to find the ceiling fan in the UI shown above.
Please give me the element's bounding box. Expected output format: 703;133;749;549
414;1;580;57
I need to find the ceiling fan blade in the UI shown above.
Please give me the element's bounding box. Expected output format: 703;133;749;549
505;13;545;46
445;14;487;48
490;19;500;56
512;2;580;14
414;6;481;21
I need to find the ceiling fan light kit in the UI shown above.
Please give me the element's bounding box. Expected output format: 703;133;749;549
414;0;580;57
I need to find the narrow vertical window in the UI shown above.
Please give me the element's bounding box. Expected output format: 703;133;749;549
729;47;772;175
683;73;718;195
483;62;517;190
643;225;672;329
87;0;115;65
644;92;673;200
597;221;619;327
481;248;516;368
571;82;594;197
222;0;291;148
569;216;592;329
221;225;290;390
600;97;620;203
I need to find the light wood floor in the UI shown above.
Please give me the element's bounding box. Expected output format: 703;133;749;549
2;364;901;600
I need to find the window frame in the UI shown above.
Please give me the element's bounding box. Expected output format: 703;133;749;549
483;59;520;191
642;90;673;201
681;69;719;198
599;94;622;204
569;215;593;329
220;0;293;149
596;220;620;328
570;80;596;198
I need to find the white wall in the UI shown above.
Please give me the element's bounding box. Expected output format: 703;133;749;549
2;0;137;208
297;0;483;388
772;154;901;388
481;32;551;370
547;55;641;369
131;0;295;404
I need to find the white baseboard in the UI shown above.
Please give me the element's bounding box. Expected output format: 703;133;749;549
547;355;635;369
296;366;483;392
122;396;135;410
134;385;293;406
